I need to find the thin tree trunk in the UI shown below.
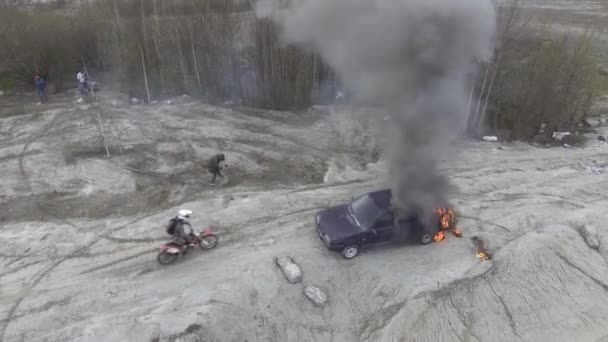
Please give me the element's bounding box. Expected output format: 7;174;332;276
139;41;151;103
471;61;491;134
151;0;166;93
113;0;121;27
81;51;110;158
466;70;477;129
190;26;202;91
139;0;148;47
175;28;188;91
477;60;500;133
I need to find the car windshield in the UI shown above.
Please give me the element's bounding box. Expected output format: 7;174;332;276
348;194;381;231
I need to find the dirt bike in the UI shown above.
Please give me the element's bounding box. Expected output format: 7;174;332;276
157;227;218;265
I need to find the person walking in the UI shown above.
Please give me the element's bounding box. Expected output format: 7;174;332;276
34;73;48;104
76;69;89;96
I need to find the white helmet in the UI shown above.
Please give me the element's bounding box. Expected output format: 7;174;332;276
177;209;192;220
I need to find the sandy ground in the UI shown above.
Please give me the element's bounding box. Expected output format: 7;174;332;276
1;87;608;342
2;2;608;341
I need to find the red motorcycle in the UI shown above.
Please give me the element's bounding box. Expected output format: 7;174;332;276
157;227;218;265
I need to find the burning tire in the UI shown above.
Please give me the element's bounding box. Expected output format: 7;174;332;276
199;235;218;250
341;244;360;259
157;250;178;265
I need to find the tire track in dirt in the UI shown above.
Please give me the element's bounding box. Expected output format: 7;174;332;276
18;112;72;176
0;213;158;341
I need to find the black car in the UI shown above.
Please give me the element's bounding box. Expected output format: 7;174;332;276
315;189;438;259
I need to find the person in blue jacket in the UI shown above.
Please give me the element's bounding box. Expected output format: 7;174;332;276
34;73;48;104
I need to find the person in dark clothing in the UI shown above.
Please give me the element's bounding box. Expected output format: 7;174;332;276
34;74;48;103
207;153;226;185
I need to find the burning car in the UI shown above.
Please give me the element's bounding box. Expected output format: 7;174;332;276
315;189;458;259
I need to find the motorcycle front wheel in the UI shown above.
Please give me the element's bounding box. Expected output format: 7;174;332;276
199;235;218;250
157;250;179;265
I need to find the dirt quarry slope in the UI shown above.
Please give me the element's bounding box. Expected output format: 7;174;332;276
2;92;608;341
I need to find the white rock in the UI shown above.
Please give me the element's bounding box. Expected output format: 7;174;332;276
76;98;85;104
111;100;119;106
303;285;327;307
0;90;4;96
563;143;571;148
165;100;173;105
482;136;498;142
552;131;571;141
275;257;302;284
584;118;600;127
601;118;607;125
335;91;344;100
131;98;140;104
578;225;600;250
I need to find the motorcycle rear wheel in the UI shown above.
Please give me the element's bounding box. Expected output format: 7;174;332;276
157;250;178;265
199;235;218;250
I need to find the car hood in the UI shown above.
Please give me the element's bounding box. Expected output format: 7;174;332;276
317;205;360;240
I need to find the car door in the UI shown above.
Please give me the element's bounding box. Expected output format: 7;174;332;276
369;212;396;245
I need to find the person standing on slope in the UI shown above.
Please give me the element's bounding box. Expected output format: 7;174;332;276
207;153;226;185
34;73;48;104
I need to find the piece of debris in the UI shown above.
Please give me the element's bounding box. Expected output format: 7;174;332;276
76;97;85;104
584;117;600;127
471;236;492;261
601;118;607;125
482;136;498;142
275;256;302;284
552;131;571;141
303;285;327;307
131;98;141;104
150;100;159;104
563;143;571;148
598;135;607;141
165;100;173;105
577;225;600;250
335;91;344;100
0;90;4;96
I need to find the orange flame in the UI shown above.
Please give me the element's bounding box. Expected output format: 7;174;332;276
476;251;490;261
433;231;446;242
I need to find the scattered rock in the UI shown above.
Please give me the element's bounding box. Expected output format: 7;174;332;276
76;98;85;104
578;225;600;250
303;285;327;307
584;117;600;127
585;166;605;175
131;98;141;104
482;136;498;142
275;256;302;284
552;131;571;141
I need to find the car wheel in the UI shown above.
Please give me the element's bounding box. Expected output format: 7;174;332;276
420;233;433;245
341;245;360;259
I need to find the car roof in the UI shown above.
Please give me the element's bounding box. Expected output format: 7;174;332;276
366;189;391;210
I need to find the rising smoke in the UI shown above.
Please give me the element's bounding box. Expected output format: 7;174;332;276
257;0;495;226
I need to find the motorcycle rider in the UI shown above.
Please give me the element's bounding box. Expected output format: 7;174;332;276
167;209;195;250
